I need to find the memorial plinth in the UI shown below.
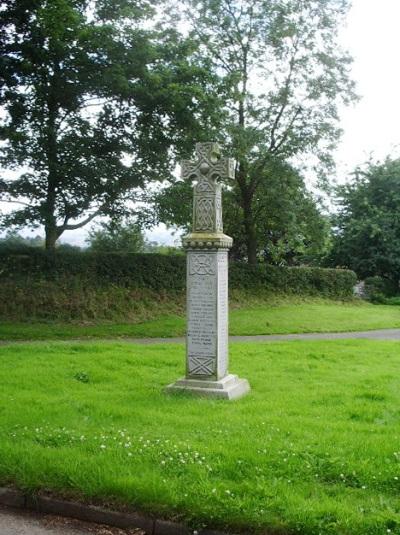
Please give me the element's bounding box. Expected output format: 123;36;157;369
166;142;250;400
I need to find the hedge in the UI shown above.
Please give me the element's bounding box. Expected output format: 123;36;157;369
229;263;357;298
364;276;399;302
0;249;357;298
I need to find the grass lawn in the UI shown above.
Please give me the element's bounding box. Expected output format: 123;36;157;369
1;339;400;534
0;300;399;341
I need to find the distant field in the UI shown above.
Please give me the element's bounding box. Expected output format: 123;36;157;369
0;300;399;340
1;339;400;534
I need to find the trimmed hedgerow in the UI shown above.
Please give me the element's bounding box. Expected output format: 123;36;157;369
230;263;356;298
0;250;186;290
0;249;356;298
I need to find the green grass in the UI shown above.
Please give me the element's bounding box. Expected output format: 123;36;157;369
1;339;400;534
230;301;400;335
1;300;399;340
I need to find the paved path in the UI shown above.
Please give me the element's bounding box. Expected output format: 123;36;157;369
123;328;400;345
1;329;400;348
0;506;143;535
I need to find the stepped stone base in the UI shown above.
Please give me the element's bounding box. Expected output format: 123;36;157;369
165;374;250;400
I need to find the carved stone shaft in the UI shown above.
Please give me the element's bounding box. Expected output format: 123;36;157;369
186;249;228;380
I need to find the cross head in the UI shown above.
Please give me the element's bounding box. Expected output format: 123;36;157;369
180;142;235;183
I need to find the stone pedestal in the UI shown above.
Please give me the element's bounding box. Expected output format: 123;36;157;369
166;142;250;400
167;374;250;400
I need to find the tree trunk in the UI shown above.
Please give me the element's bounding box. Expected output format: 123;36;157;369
236;58;258;264
236;160;258;265
242;193;258;265
44;59;61;254
45;224;59;252
44;114;60;250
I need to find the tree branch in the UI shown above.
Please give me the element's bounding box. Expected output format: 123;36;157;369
272;106;303;154
60;209;102;231
0;199;34;208
268;38;299;152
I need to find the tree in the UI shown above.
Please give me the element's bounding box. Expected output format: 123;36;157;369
154;159;330;264
86;219;145;253
0;0;216;251
159;0;356;263
0;229;44;249
328;157;400;287
223;161;331;264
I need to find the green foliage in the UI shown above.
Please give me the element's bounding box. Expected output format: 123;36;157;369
0;0;216;249
364;276;398;303
85;219;183;255
144;242;184;255
1;339;400;534
329;157;400;287
0;230;44;250
0;250;187;289
224;161;332;264
155;0;356;263
0;277;185;322
385;296;400;306
230;263;356;298
156;161;331;265
86;220;146;254
0;247;355;321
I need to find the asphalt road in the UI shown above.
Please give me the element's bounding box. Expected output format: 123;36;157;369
123;328;400;345
1;329;400;348
0;506;144;535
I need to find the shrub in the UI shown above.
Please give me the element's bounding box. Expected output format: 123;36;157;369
0;249;186;290
230;263;356;298
0;249;356;297
364;276;398;303
384;296;400;306
0;250;357;321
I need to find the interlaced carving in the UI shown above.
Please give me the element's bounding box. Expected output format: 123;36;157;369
188;356;215;376
189;253;215;275
181;142;234;233
195;198;214;231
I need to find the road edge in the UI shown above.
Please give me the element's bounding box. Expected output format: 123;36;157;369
0;487;233;535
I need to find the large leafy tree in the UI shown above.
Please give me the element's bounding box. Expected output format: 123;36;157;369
154;159;330;264
0;0;215;250
159;0;356;263
329;157;400;286
224;161;331;264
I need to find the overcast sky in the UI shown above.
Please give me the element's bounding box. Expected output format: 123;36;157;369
335;0;400;176
3;0;400;246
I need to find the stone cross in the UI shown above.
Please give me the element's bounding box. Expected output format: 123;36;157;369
181;142;235;234
166;142;250;400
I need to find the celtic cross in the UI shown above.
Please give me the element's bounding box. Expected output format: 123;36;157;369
181;142;235;234
166;141;250;399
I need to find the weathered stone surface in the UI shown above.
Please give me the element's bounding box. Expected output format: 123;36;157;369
166;374;250;400
186;250;229;380
181;142;234;237
166;142;250;400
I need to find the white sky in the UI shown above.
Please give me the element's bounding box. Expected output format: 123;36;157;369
335;0;400;176
2;0;400;246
